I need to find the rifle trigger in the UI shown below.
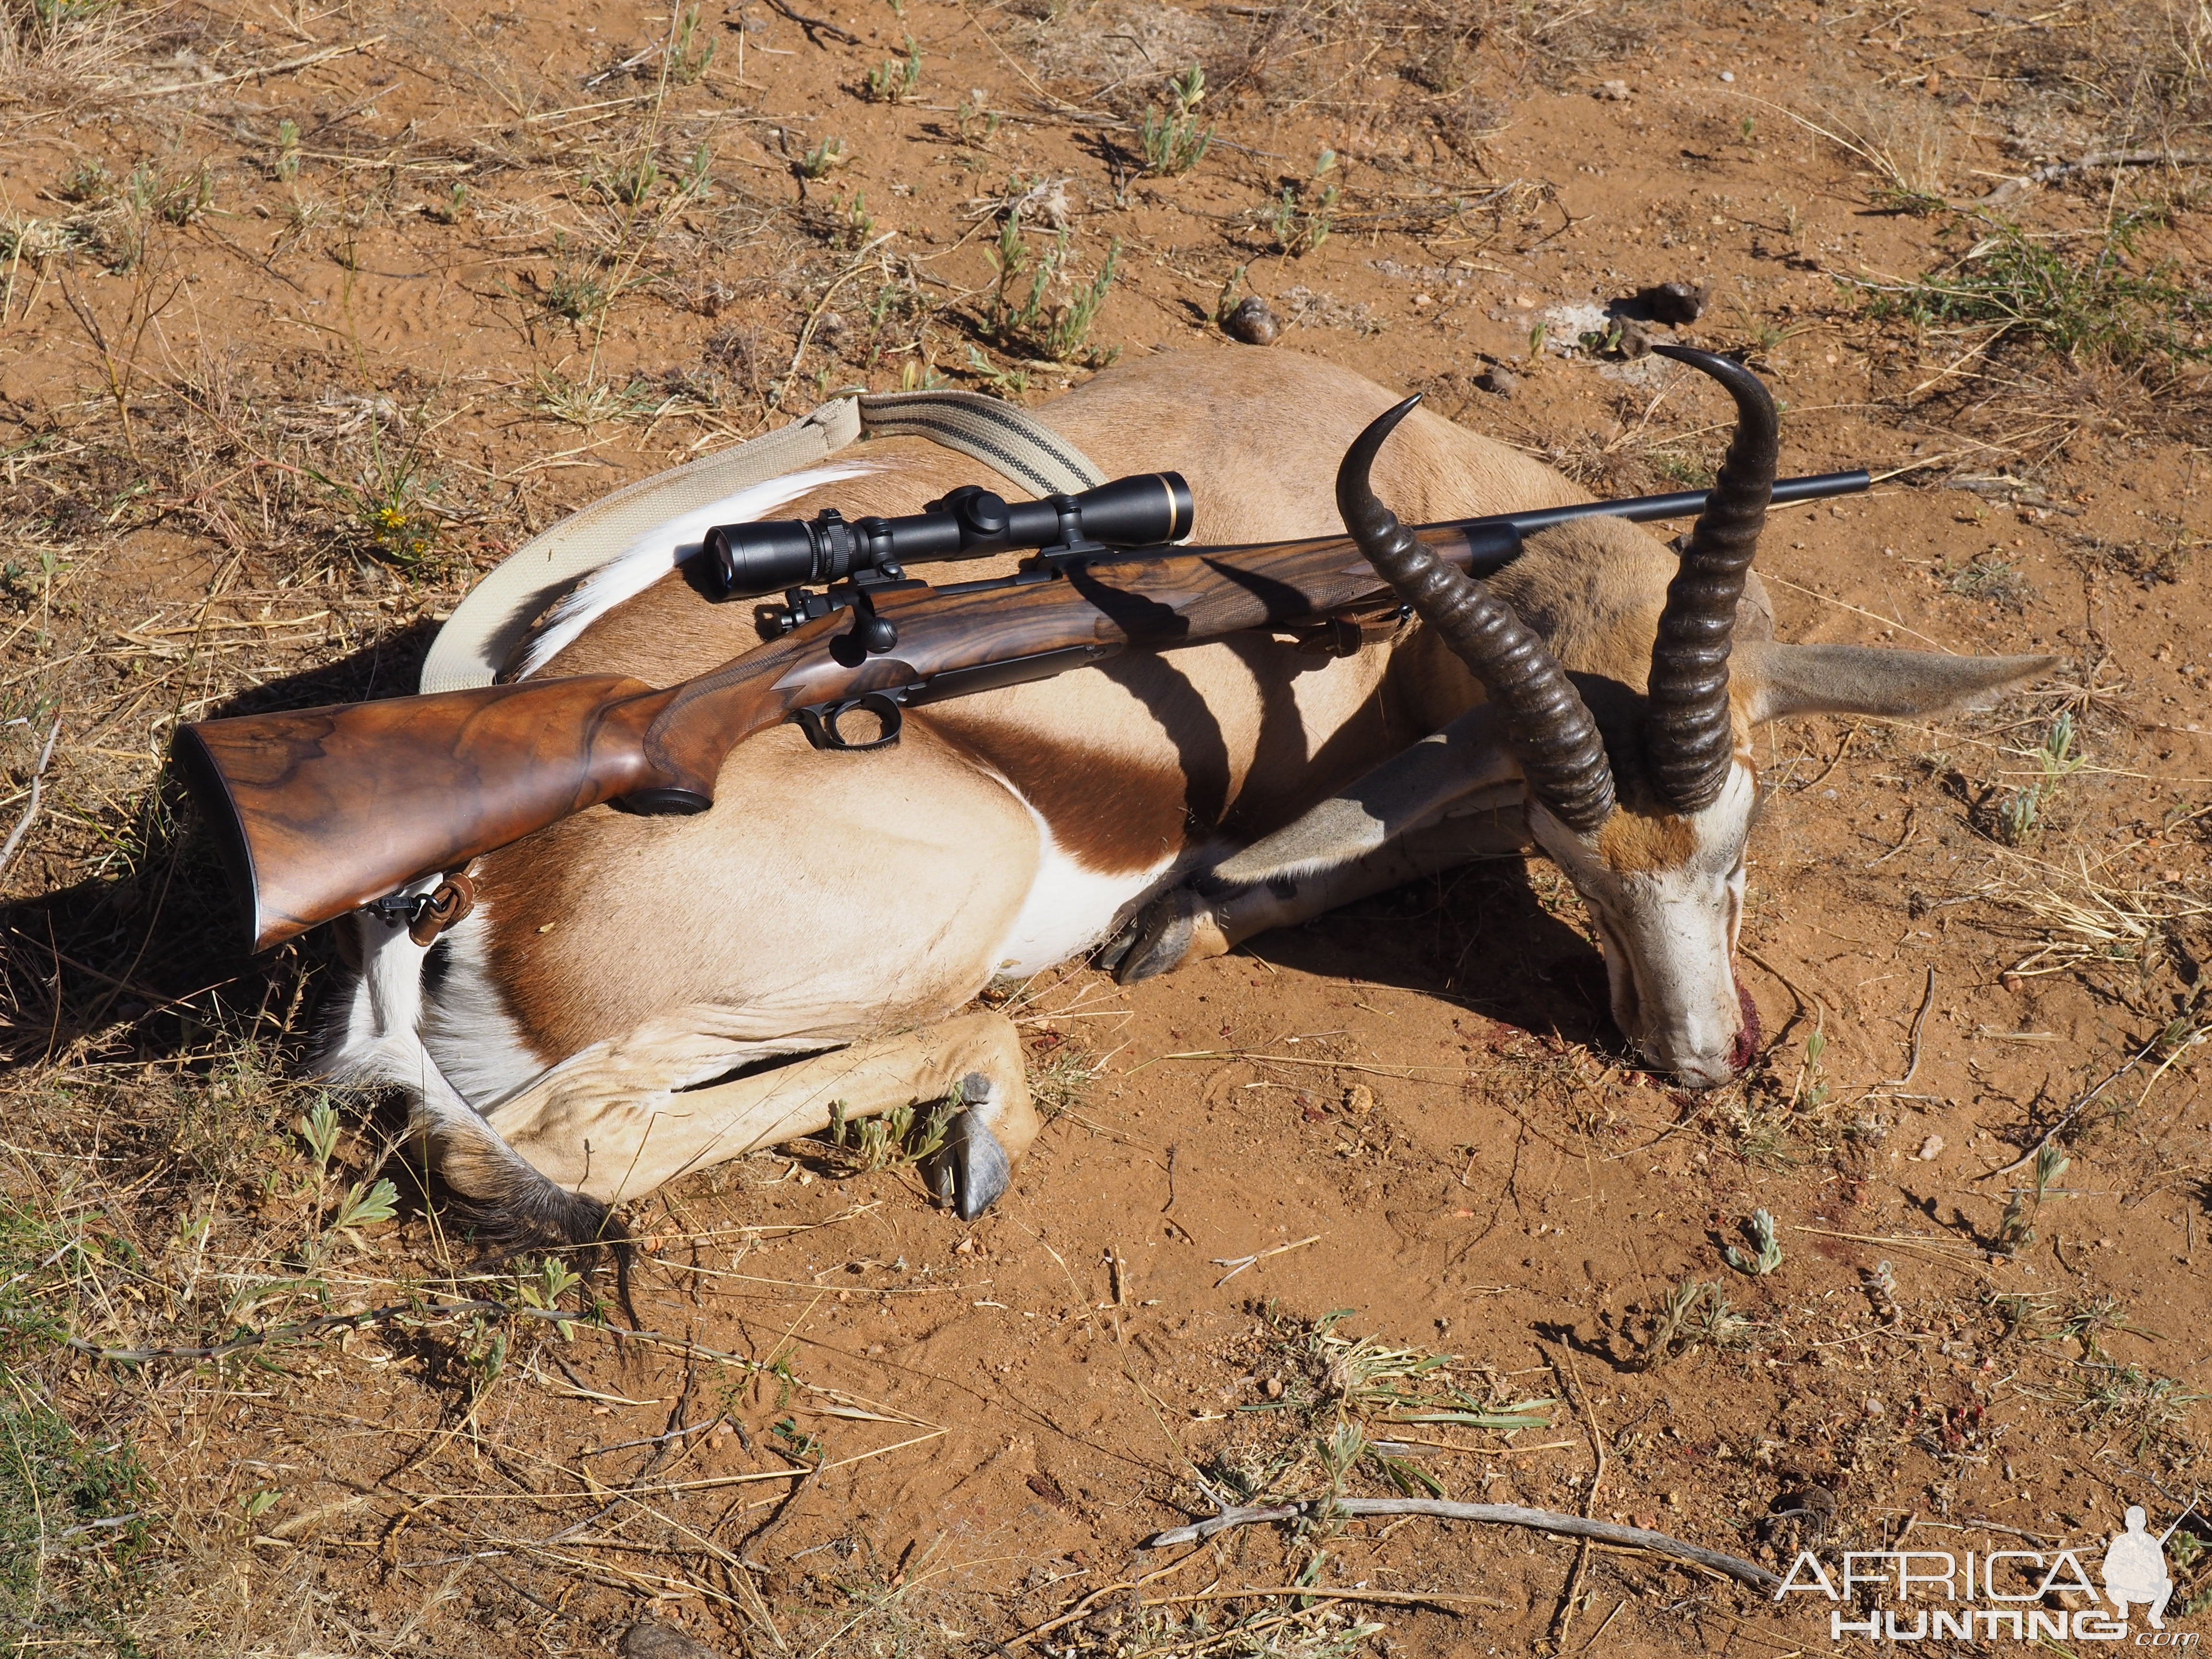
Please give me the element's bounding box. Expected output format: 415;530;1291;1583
793;692;905;753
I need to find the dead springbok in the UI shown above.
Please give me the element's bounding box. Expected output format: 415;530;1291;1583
320;346;2050;1244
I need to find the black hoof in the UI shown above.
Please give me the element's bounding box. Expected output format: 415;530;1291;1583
1111;894;1196;985
928;1074;1012;1221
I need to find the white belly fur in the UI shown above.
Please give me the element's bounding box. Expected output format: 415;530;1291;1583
989;791;1173;977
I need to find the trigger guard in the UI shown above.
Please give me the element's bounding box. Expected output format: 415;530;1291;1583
795;692;904;752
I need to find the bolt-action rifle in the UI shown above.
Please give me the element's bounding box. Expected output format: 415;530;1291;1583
174;463;1869;952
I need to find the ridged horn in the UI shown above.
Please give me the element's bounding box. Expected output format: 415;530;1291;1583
1643;345;1779;813
1337;397;1615;835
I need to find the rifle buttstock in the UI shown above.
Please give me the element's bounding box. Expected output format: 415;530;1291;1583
175;673;703;952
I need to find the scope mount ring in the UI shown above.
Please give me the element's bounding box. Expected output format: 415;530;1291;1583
793;691;905;752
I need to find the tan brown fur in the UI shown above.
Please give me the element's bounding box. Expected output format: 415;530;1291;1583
476;350;1584;1068
367;346;2051;1217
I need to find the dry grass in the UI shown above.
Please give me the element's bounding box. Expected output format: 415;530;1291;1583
1975;848;2212;980
0;0;2207;1651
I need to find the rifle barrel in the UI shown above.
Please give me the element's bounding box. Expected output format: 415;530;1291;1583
1462;468;1872;537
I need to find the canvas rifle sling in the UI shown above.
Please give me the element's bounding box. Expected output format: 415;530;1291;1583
418;389;1107;695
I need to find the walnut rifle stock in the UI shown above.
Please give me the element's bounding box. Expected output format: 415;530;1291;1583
176;466;1870;951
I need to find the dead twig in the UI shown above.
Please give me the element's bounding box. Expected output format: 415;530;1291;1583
1980;150;2212;206
1881;967;1936;1089
1547;1352;1605;1647
123;36;388;97
1209;1234;1321;1286
762;0;858;45
1144;1499;1781;1590
0;716;62;886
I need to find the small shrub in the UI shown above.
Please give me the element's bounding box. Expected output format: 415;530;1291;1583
1866;210;2212;372
798;135;851;180
1139;64;1212;176
982;207;1119;365
1267;151;1339;257
864;35;921;103
668;2;716;83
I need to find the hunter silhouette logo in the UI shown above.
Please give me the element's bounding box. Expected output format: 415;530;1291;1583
2105;1506;2176;1630
1774;1502;2200;1644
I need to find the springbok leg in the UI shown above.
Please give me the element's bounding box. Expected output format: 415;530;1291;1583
1112;705;1528;981
483;1010;1039;1217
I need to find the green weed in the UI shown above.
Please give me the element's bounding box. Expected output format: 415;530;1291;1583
589;150;662;208
272;118;301;183
537;233;614;322
1994;1142;2070;1252
1;1393;153;1642
1723;1208;1784;1276
798;135;851;180
982;207;1119;364
312;439;442;567
820;1094;954;1174
1632;1278;1757;1369
514;1255;585;1339
0;1192;154;1644
962;343;1028;396
864;35;921;103
1139;64;1212;176
127;159;212;227
1867;211;2212;371
55;157;111;203
1942;551;2032;609
668;2;716;83
527;368;665;427
954;95;1002;147
2069;1361;2206;1455
1994;711;2086;846
1267;151;1339;257
830;189;876;250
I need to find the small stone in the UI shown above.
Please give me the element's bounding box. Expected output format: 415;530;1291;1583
1615;320;1653;359
1593;79;1631;100
1640;280;1707;324
1913;1134;1945;1162
1222;295;1280;346
1719;70;1735;82
1475;364;1519;397
1264;1376;1285;1399
621;1619;728;1659
1344;1083;1375;1118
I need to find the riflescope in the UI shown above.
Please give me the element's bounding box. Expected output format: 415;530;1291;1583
703;471;1195;601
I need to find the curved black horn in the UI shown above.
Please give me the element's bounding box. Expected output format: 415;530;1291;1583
1642;345;1779;814
1337;397;1615;835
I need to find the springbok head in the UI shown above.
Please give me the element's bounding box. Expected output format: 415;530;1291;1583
1340;347;2053;1087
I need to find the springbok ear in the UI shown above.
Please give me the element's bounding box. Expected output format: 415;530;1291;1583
1736;641;2058;724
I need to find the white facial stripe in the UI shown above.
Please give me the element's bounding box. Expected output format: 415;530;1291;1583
1529;763;1757;1086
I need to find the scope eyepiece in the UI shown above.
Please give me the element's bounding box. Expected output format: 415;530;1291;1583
702;470;1194;600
